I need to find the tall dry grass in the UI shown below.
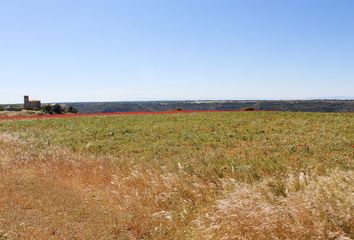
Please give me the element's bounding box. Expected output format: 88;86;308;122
0;133;214;239
192;170;354;239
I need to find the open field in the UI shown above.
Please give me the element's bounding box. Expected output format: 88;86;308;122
0;112;353;239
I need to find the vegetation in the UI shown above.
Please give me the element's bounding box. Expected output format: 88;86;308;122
42;104;78;114
42;104;54;114
0;112;353;239
241;106;256;111
0;109;44;117
2;106;22;111
42;104;63;114
68;100;354;113
65;105;79;113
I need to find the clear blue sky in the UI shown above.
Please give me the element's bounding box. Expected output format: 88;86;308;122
1;0;353;103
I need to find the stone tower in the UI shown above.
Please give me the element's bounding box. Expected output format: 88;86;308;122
24;96;29;109
24;95;41;110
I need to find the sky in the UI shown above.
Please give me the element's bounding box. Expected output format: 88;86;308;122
0;0;353;103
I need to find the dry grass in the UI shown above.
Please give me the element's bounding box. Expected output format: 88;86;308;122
0;133;211;239
0;110;43;117
192;170;354;239
0;112;353;239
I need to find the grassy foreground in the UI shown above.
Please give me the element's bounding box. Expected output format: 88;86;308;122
0;112;353;239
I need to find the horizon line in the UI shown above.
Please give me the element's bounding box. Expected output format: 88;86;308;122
2;97;354;105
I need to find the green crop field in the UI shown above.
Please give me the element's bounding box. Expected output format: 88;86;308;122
0;112;353;239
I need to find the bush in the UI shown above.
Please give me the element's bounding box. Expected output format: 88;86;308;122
42;104;64;114
0;106;4;111
42;105;53;114
52;104;63;114
241;107;256;111
65;106;79;114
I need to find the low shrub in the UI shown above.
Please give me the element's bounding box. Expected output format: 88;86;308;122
42;104;53;114
241;106;256;111
52;104;63;114
42;104;67;114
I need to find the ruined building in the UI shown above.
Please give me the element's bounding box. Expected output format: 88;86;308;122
24;96;41;110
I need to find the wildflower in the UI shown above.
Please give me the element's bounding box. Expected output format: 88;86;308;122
299;172;309;186
178;162;183;170
165;212;173;221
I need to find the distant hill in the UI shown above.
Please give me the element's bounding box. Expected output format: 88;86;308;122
61;100;354;113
